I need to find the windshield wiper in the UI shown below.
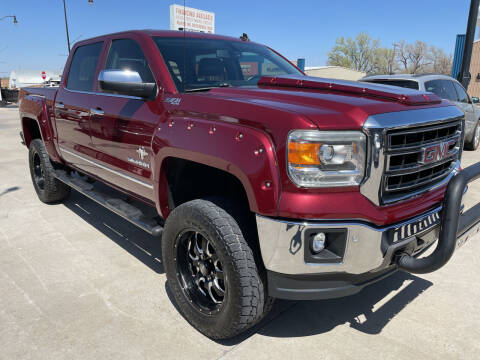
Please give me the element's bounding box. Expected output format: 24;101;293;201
184;83;231;93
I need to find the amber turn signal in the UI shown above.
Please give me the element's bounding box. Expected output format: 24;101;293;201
288;142;321;165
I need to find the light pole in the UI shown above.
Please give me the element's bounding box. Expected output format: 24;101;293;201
62;0;93;53
62;0;71;52
0;15;18;24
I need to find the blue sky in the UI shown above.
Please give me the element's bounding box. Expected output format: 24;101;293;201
0;0;473;75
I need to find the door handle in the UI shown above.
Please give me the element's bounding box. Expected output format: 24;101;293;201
55;102;65;109
90;108;104;116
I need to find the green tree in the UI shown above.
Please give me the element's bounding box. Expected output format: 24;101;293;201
374;47;396;75
327;33;380;73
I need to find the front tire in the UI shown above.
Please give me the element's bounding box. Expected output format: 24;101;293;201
28;139;70;203
465;122;480;151
162;199;266;339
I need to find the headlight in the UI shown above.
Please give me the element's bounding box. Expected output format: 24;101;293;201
287;130;366;187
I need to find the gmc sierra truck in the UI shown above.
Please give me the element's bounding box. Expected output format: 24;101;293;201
18;30;480;339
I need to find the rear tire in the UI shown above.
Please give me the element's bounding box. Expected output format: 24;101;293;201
465;122;480;151
162;199;266;339
28;139;70;203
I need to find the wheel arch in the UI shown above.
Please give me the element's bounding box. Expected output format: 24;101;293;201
151;118;281;220
21;116;42;148
20;108;62;163
156;153;260;218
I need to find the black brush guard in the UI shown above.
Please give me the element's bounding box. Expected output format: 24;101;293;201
397;162;480;274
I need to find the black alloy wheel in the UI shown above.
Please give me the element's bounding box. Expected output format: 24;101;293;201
176;230;226;313
32;152;46;190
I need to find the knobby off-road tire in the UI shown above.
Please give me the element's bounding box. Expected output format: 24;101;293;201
162;199;267;339
29;139;70;203
465;122;480;151
205;196;275;327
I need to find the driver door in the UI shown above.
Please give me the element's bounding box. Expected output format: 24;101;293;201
88;37;162;200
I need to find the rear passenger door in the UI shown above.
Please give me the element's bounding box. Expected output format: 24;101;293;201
56;41;103;170
89;37;161;200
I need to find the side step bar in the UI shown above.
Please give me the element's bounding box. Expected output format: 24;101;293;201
55;170;163;237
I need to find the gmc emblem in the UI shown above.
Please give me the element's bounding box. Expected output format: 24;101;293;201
420;139;456;164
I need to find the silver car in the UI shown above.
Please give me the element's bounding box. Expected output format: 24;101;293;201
362;74;480;150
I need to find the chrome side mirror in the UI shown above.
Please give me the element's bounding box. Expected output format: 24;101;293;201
98;69;156;99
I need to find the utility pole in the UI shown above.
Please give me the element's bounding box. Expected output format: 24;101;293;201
458;0;480;89
62;1;93;53
62;0;71;52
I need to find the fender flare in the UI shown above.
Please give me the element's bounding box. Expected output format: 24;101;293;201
151;117;281;219
20;96;62;163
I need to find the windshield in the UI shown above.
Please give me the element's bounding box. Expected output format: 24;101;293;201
152;37;302;92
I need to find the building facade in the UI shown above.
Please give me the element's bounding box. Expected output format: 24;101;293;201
467;40;480;98
304;66;366;81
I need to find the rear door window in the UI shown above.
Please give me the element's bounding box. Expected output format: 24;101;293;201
453;82;470;103
424;80;458;102
66;42;103;91
104;39;155;84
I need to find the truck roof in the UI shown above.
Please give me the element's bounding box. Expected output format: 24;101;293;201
74;29;247;48
362;73;456;82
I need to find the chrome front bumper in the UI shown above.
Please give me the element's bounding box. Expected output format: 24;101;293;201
256;208;443;276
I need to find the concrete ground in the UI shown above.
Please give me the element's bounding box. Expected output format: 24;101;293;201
1;106;480;360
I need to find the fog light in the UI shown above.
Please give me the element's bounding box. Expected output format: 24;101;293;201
312;232;326;253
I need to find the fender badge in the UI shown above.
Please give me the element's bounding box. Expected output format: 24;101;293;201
164;97;181;106
128;146;150;169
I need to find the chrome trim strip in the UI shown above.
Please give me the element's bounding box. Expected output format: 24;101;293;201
59;147;154;189
63;87;143;100
383;162;459;204
386;133;461;153
363;106;465;129
386;154;458;175
28;94;46;99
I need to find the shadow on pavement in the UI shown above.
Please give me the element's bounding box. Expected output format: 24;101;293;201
257;271;432;339
61;189;432;343
0;186;20;197
63;190;164;274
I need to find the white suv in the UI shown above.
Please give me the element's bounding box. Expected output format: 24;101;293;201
362;74;480;150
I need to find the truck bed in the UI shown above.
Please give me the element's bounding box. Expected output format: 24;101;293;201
20;86;58;101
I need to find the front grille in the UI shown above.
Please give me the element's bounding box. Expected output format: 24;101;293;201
382;120;462;202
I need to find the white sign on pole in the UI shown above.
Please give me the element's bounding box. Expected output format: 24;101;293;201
169;4;215;34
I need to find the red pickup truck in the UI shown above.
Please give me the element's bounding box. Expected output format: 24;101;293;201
19;30;480;339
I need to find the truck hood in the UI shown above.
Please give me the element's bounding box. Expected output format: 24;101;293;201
203;75;449;130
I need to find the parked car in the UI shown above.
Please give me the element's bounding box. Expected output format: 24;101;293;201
361;74;480;150
18;30;480;339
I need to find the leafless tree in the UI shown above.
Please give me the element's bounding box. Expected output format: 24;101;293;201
395;40;410;73
406;41;430;74
427;46;453;74
326;34;453;76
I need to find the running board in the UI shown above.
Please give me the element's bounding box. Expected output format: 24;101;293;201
55;170;163;237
